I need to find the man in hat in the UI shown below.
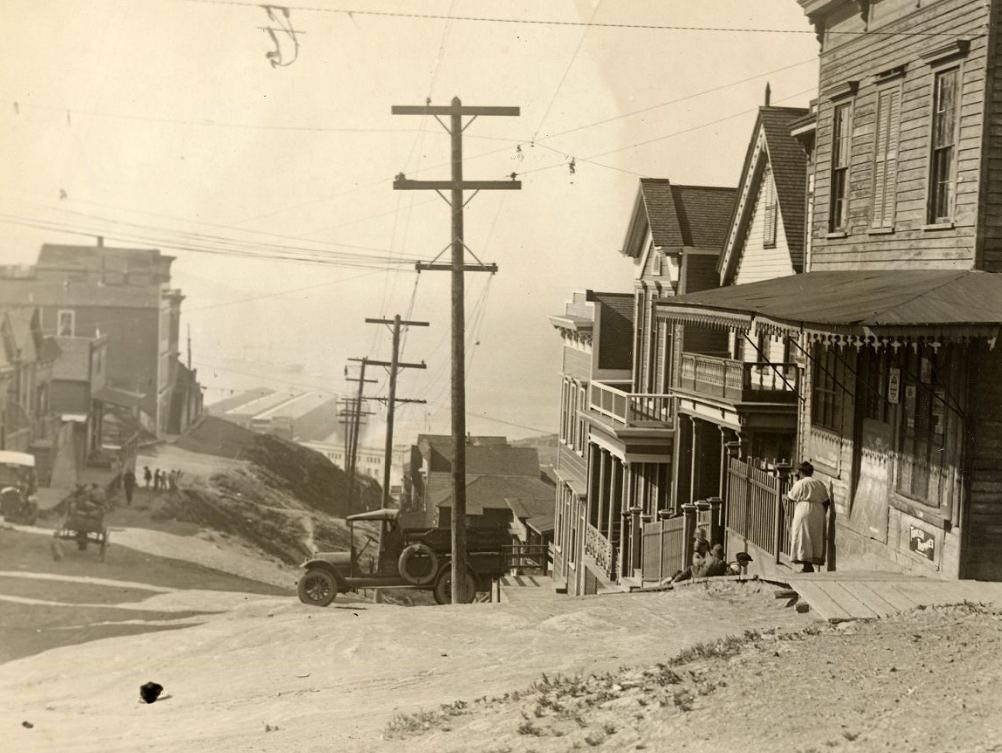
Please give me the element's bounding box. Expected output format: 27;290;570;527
786;461;831;573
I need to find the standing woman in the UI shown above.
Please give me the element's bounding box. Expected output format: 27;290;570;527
786;461;830;573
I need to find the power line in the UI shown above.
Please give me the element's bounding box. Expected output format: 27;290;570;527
179;0;957;37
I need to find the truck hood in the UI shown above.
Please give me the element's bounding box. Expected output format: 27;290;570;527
306;551;351;568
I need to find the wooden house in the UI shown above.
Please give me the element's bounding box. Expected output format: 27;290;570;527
657;0;1002;580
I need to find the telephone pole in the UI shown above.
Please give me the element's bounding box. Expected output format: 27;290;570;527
344;359;377;517
365;315;429;506
392;97;521;602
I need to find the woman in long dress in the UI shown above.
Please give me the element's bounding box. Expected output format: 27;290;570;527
786;461;830;573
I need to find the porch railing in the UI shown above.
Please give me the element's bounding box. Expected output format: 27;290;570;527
589;380;673;428
584;522;614;577
678;353;799;403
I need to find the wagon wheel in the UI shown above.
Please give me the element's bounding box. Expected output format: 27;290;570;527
99;530;109;562
51;535;64;562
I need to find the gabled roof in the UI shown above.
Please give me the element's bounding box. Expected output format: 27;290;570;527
720;107;809;281
622;180;737;258
430;473;554;515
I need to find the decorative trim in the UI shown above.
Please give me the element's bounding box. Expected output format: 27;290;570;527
825;80;859;101
873;64;907;85
920;38;971;66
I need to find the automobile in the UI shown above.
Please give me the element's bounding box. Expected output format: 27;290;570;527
297;508;515;606
0;451;39;525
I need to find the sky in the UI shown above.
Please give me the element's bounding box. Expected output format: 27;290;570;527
0;0;819;443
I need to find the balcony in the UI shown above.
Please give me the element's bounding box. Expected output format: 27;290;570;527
589;381;673;429
678;353;799;404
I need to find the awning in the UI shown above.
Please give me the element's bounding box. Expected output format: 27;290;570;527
656;270;1002;344
93;385;145;409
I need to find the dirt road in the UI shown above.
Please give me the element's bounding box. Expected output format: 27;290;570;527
1;581;808;753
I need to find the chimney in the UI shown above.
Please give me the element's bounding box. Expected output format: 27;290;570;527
764;82;772;107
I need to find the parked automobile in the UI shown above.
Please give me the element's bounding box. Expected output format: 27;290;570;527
0;451;39;525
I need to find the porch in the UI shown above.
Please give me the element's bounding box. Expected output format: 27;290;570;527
677;353;798;404
588;380;673;432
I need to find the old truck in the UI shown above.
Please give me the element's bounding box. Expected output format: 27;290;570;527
0;451;39;525
297;508;524;606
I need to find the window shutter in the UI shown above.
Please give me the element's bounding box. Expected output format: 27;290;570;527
871;88;900;228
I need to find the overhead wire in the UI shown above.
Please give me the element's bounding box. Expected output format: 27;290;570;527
177;0;959;37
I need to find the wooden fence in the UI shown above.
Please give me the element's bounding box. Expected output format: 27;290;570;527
725;456;793;560
641;515;686;583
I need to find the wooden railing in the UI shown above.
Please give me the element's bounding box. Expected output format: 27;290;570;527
589;381;673;427
503;543;551;575
725;456;793;559
678;353;799;403
584;522;614;576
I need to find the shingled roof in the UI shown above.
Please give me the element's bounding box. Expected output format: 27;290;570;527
635;180;737;250
720;107;809;280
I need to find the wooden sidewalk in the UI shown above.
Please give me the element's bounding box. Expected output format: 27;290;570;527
777;571;1002;622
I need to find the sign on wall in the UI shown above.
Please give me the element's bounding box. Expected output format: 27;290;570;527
888;367;900;404
908;526;936;561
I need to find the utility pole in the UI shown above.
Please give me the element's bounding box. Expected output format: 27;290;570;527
392;97;521;603
365;315;429;507
344;359;377;517
186;324;192;370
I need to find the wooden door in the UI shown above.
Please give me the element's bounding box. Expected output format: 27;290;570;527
849;351;890;543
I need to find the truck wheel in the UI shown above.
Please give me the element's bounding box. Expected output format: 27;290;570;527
298;569;338;607
432;568;477;605
398;543;438;586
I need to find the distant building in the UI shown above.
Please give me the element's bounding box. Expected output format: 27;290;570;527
0;242;201;436
209;387;338;442
0;308;60;459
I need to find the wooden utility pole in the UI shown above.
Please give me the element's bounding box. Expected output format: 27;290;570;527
344;359;377;517
365;315;429;507
392;97;520;602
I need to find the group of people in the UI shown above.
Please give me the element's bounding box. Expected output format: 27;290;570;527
671;460;832;582
143;466;182;493
119;465;184;506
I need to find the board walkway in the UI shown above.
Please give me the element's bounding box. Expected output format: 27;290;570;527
776;571;1002;622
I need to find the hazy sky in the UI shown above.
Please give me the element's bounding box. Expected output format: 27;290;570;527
0;0;818;441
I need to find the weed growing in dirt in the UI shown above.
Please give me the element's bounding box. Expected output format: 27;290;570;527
672;689;695;712
517;720;545;736
383;700;470;739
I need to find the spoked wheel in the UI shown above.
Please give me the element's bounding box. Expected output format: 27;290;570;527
432;568;477;605
297;569;339;607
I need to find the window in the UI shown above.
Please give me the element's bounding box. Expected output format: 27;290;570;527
928;68;959;224
762;166;778;247
577;384;587;456
829;103;852;232
651;250;663;276
896;347;950;506
862;349;890;423
811;345;851;434
871;86;901;229
57;310;75;337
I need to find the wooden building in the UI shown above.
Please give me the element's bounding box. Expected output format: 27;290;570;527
657;0;1002;581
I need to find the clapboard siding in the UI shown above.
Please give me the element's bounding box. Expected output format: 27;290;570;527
978;1;1002;270
810;0;989;271
734;169;797;285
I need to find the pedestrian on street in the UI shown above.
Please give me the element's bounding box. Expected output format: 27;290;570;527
153;469;162;493
123;468;136;506
786;461;831;573
143;466;152;489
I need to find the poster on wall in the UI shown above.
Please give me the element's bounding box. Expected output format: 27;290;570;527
888;368;900;404
909;526;936;561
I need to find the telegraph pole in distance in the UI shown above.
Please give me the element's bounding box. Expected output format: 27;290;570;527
344;359;377;517
365;315;429;507
392;97;521;603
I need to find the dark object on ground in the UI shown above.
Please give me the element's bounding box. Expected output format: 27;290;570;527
22;721;34;729
140;681;164;704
